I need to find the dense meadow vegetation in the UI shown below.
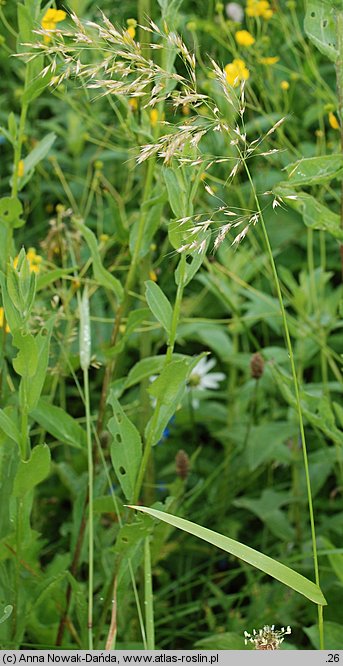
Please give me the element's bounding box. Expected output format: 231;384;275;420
0;0;343;651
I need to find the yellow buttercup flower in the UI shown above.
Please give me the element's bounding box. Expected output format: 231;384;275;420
126;26;136;39
260;56;279;65
17;160;25;177
26;247;43;273
280;80;289;91
246;0;273;19
149;109;165;126
224;59;250;87
126;18;137;40
0;307;10;333
328;112;340;130
149;269;158;282
128;97;138;111
14;248;43;274
41;8;67;43
235;30;255;47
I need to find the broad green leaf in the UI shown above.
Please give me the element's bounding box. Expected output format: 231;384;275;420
163;167;187;218
17;3;33;45
26;321;54;411
106;309;151;358
129;193;165;259
74;220;123;302
273;188;343;241
22;71;52;105
168;218;193;252
174;231;210;287
273;367;343;447
17;133;56;191
177;323;233;362
13;444;51;496
305;622;343;650
124;356;167;389
282;155;343;187
146;358;192;445
123;353;188;390
129;506;327;606
12;331;38;378
145;280;173;336
304;1;338;63
319;537;343;584
0;409;21;445
0;272;22;331
108;391;142;501
114;520;152;556
246;422;297;471
37;268;75;291
31;400;85;448
0;197;24;229
234;489;294;541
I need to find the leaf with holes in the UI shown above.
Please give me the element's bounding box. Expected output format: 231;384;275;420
304;0;338;63
108;390;142;502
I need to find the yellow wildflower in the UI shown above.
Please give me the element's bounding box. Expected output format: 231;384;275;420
246;0;273;19
128;98;138;111
328;112;340;130
41;8;67;44
149;269;158;282
235;30;255;47
280;80;289;91
149;108;164;127
224;59;250;87
0;307;10;333
126;18;137;40
260;56;279;65
17;160;25;177
99;234;109;243
126;26;135;39
14;248;43;274
27;248;43;273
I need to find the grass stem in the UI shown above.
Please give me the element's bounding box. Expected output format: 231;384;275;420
243;159;324;649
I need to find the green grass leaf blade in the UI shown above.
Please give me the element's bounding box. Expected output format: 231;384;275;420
129;506;327;606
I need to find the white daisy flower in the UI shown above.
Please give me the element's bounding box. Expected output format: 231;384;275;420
188;357;225;393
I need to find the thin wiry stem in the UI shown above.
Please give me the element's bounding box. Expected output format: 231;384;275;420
242;157;324;650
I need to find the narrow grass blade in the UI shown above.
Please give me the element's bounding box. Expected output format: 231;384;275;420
129;506;327;606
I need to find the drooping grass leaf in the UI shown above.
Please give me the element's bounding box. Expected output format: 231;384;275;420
129;506;327;606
